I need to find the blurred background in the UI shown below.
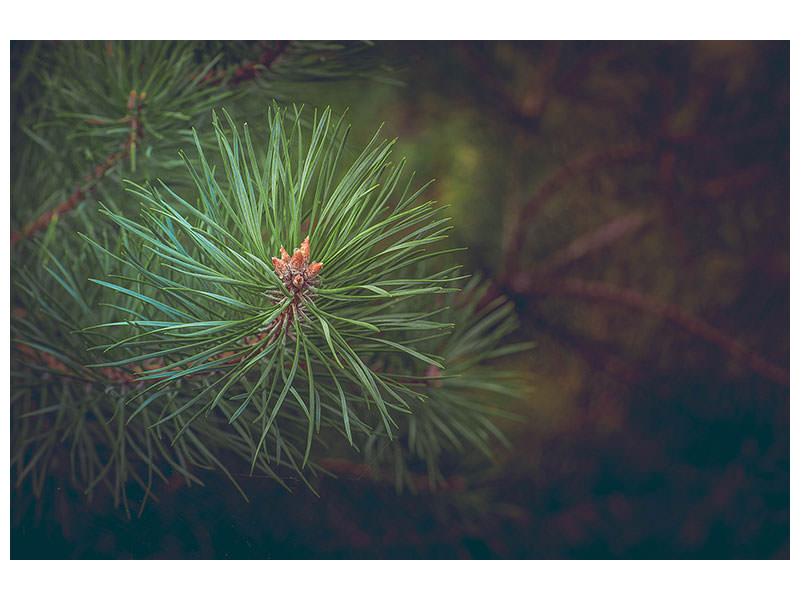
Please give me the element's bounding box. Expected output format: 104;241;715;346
12;40;789;559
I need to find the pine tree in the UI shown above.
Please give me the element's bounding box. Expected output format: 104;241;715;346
11;40;530;514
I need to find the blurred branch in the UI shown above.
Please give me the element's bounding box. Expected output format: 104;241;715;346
453;42;616;130
514;277;789;387
533;210;654;278
494;45;788;386
453;42;559;130
502;120;787;277
502;141;657;279
702;162;771;199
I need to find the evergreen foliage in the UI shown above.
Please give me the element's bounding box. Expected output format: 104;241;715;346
11;41;529;512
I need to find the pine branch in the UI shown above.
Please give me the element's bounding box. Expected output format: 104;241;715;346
531;210;653;278
514;277;788;386
11;43;530;505
500;119;786;280
12;90;146;245
76;105;462;472
201;41;291;85
501;140;657;279
497;121;787;387
11;41;292;246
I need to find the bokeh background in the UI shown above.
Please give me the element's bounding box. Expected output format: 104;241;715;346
12;40;789;559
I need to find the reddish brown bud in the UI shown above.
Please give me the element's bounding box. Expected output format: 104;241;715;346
306;262;323;279
289;248;306;271
272;257;288;277
300;236;310;262
272;237;322;293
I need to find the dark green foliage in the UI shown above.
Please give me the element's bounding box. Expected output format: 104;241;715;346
11;41;529;511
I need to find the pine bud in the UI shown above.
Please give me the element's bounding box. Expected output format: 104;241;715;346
306;262;323;279
272;256;289;278
272;236;322;293
299;236;310;262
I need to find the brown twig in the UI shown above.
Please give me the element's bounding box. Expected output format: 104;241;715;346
514;277;788;387
702;162;771;199
198;40;290;86
532;210;653;278
12;342;137;384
